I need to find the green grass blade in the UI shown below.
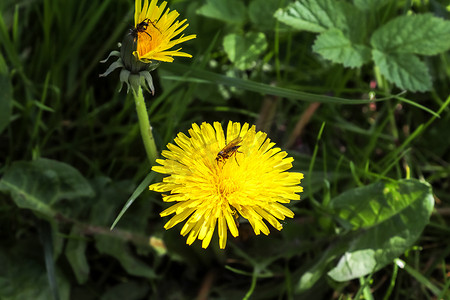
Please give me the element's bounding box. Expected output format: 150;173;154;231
110;171;157;230
395;258;441;296
164;63;400;105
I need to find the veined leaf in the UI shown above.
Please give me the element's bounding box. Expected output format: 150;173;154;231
328;179;434;281
371;13;450;55
275;0;364;41
372;49;432;92
353;0;390;11
0;158;94;216
330;179;430;229
312;29;371;68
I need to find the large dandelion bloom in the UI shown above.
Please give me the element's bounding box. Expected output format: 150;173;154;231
149;121;303;249
133;0;196;63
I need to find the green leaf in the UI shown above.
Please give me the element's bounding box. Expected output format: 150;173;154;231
274;0;362;37
372;49;432;92
248;0;279;30
96;235;157;279
313;29;371;68
197;0;246;24
296;242;347;293
89;178;157;279
330;179;427;229
0;248;70;300
223;32;268;70
0;58;12;134
0;158;95;216
370;13;450;55
353;0;390;11
328;179;434;281
65;227;90;284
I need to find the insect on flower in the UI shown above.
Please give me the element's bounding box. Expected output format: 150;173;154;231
131;18;161;41
216;137;243;165
149;121;304;249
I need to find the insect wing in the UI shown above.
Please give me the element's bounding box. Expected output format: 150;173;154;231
223;137;243;152
216;136;243;164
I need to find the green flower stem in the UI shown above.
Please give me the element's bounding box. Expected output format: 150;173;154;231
133;86;158;165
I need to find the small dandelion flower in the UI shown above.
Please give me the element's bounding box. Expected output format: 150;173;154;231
100;0;196;94
133;0;197;63
149;121;304;249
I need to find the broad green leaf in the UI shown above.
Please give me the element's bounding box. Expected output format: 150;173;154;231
65;226;90;284
96;235;157;279
353;0;390;11
274;0;363;40
223;32;268;70
312;29;371;68
0;248;70;300
0;58;12;134
330;179;428;229
249;0;279;30
197;0;246;24
370;13;450;55
0;158;95;216
372;50;432;92
328;179;434;282
296;242;347;293
90;177;153;232
89;178;157;279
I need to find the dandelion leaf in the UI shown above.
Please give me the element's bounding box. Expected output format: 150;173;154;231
328;179;434;281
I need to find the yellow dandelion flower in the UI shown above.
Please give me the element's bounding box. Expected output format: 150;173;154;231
133;0;197;63
149;121;304;249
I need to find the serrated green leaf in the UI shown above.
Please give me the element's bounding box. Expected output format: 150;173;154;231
312;29;371;68
0;158;95;216
353;0;390;11
372;49;432;92
274;0;363;39
65;227;90;284
371;13;450;55
328;179;434;282
249;0;279;30
197;0;246;24
223;32;268;70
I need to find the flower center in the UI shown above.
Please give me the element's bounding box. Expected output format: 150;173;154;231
136;25;162;57
216;175;239;199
